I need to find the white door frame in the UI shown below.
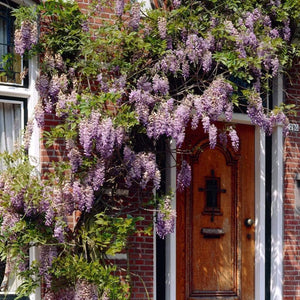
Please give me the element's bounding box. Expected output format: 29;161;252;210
162;111;284;300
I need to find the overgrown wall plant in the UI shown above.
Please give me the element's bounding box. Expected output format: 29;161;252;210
0;0;300;298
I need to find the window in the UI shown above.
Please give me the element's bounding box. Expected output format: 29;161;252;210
0;1;26;86
0;98;25;295
0;98;24;154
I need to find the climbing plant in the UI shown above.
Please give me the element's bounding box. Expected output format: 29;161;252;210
0;0;300;298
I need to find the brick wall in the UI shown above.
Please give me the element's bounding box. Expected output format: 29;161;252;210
283;58;300;300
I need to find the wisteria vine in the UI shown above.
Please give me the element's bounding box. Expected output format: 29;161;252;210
0;0;299;298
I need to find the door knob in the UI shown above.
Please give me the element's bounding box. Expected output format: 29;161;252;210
244;218;254;227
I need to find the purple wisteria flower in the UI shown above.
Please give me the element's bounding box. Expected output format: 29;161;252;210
202;115;210;133
1;211;20;233
14;21;37;56
202;51;212;72
95;118;117;159
129;89;155;124
156;196;176;239
219;132;228;147
79;111;101;156
171;101;192;146
193;77;233;126
115;0;124;16
283;19;291;41
24;119;34;150
75;279;98;300
87;160;105;191
124;147;161;190
146;99;191;146
55;53;65;71
173;0;181;8
10;189;25;211
177;160;191;191
39;245;58;288
36;75;49;100
137;76;153;92
54;222;65;243
158;17;167;39
129;3;140;31
152;74;169;95
185;34;210;64
72;181;85;211
228;127;239;151
67;147;82;173
49;75;61;100
44;288;75;300
209;124;217;149
81;20;89;32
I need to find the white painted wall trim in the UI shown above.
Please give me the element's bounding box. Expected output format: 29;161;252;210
255;127;266;300
27;55;41;300
29;247;41;300
165;139;177;300
270;75;284;300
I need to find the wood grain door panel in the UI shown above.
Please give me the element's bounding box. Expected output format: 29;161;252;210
177;124;255;300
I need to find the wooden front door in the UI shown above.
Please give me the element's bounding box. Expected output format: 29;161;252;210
177;124;255;300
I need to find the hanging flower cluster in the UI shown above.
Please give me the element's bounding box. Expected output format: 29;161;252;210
14;20;37;56
156;195;176;239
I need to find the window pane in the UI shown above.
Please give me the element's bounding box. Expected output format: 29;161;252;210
0;102;22;154
0;2;23;86
0;18;8;66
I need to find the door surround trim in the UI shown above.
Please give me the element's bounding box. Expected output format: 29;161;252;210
163;113;271;300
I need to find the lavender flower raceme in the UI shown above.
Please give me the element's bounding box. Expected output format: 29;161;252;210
115;0;124;16
49;75;61;100
23;119;34;150
54;221;65;243
34;101;45;128
55;53;65;71
95;118;116;159
192;77;233;136
75;279;98;300
67;147;82;173
124;147;161;190
177;160;191;191
219;132;228;147
14;20;37;56
39;245;58;288
44;288;75;300
209;124;217;149
156;195;176;239
228;127;239;151
158;17;167;39
283;18;291;41
81;20;89;32
152;74;169;95
173;0;181;8
79;111;101;156
129;3;140;31
36;75;49;100
87;160;105;191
